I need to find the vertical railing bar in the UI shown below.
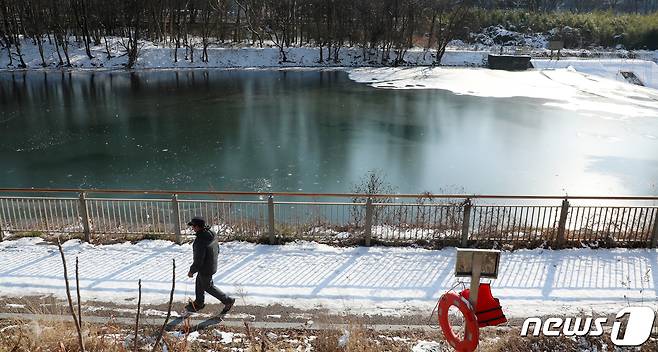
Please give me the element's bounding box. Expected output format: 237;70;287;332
520;206;527;242
631;207;639;243
518;206;526;243
137;201;143;234
0;199;7;239
622;207;630;242
41;199;57;233
649;208;658;248
413;204;418;240
111;199;118;234
538;206;545;242
621;207;630;242
471;206;478;240
15;199;22;231
634;207;642;242
160;200;166;235
493;206;500;240
541;206;551;243
581;207;592;241
35;199;43;232
525;206;532;242
52;199;59;232
151;202;161;235
63;199;71;232
35;198;43;231
11;199;20;231
640;207;650;242
605;207;616;245
501;206;509;241
111;199;118;235
126;200;133;234
567;206;576;241
479;206;486;240
403;204;408;240
7;199;14;231
23;198;31;231
38;199;45;232
575;206;584;242
602;207;611;242
143;201;149;234
23;199;30;231
133;201;140;235
98;200;105;235
524;206;531;242
109;199;115;236
4;199;11;232
34;199;40;231
50;199;59;233
18;198;26;231
432;203;438;240
509;206;516;243
606;207;619;243
0;199;5;241
78;193;91;242
123;200;130;234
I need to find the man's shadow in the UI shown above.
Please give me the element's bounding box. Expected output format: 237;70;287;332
164;314;225;332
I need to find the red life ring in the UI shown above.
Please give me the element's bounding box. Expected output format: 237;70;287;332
437;292;480;352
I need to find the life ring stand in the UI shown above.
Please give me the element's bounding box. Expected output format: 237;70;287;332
437;292;480;352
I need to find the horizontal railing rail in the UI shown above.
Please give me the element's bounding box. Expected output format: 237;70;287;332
1;187;658;200
0;188;657;248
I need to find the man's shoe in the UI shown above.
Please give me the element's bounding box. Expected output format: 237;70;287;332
185;301;205;312
220;298;235;314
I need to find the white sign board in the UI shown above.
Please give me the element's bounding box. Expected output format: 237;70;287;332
455;248;501;279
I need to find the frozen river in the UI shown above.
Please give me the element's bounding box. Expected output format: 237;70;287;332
0;68;656;195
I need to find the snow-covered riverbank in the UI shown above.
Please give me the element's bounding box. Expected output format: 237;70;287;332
348;62;658;118
1;237;657;319
1;37;656;72
0;37;489;70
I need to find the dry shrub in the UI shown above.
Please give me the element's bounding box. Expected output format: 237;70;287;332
0;319;129;352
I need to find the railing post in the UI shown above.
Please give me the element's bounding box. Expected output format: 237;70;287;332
461;198;472;247
268;195;275;244
556;198;570;249
364;198;374;247
78;192;91;243
0;216;4;242
650;209;658;248
171;194;182;244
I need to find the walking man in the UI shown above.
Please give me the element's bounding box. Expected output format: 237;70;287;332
186;216;235;314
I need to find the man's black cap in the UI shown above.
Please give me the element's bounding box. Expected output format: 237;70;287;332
187;216;206;227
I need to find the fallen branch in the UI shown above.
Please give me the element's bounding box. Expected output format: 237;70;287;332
152;259;176;352
57;238;86;352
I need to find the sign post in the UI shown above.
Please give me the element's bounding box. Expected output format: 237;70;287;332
455;248;501;307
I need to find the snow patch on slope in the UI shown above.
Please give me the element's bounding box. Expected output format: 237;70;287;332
348;65;658;118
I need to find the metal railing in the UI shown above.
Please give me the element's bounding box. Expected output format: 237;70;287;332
0;188;657;248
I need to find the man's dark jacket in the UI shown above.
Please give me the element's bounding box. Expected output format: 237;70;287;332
189;227;218;275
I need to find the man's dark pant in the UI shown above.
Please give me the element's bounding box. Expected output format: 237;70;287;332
195;273;230;305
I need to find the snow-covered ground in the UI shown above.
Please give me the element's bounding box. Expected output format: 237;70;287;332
348;62;658;118
1;237;656;319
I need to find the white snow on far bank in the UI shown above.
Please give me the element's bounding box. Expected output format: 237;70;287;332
1;237;657;319
532;58;658;90
0;37;487;70
348;64;658;118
